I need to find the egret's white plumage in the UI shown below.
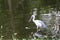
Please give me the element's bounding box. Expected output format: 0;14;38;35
31;15;47;29
29;9;47;31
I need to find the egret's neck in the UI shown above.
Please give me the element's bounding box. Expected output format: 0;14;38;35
32;18;35;22
32;15;35;22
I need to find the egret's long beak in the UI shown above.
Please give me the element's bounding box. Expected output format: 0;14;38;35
28;16;33;22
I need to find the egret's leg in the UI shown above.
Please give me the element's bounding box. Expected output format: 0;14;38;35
37;26;38;32
37;26;40;32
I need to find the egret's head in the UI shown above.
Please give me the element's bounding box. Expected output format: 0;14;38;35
28;15;35;22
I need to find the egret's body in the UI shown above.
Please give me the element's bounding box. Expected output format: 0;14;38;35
31;15;47;29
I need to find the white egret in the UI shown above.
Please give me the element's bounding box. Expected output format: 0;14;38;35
29;10;47;32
